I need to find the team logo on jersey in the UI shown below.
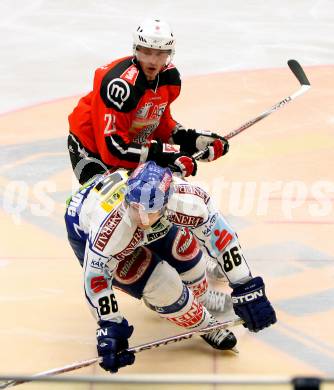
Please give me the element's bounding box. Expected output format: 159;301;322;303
120;65;139;85
172;227;200;260
214;228;233;252
136;102;153;119
107;78;130;109
90;276;108;294
114;247;152;285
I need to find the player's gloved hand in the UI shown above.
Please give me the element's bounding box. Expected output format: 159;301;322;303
96;318;135;373
231;276;277;332
147;140;197;177
172;127;229;161
199;137;229;162
170;154;197;177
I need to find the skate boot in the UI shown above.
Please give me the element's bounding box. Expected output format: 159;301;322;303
201;318;237;350
201;290;233;315
206;259;227;283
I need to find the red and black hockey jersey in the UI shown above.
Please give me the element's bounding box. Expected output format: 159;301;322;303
68;56;181;168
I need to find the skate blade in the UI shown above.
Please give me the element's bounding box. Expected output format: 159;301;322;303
231;346;239;354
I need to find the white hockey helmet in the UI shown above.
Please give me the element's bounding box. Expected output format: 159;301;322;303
133;18;175;56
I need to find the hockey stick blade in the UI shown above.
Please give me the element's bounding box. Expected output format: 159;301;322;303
287;59;310;86
0;318;243;389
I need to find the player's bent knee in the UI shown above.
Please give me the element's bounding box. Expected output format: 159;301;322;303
142;260;184;307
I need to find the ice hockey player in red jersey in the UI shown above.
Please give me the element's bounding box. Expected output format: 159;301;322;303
68;18;229;184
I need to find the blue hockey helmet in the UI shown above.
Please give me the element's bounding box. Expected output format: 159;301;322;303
125;161;173;212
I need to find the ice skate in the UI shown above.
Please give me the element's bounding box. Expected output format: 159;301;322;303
201;318;237;351
206;259;227;283
201;289;233;315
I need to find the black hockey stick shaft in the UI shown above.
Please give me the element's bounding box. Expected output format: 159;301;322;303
193;59;310;160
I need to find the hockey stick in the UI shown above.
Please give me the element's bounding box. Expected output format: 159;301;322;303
0;317;243;389
193;59;311;160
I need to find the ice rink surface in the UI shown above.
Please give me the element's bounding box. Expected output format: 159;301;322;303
0;1;334;388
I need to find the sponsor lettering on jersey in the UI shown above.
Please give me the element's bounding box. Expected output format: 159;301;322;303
90;259;105;270
150;102;167;119
93;210;122;251
202;213;218;236
132;122;159;143
120;64;139;85
162;143;179;153
67;188;89;217
135;102;166;120
168;211;204;227
146;226;170;243
175;184;210;204
114;228;144;261
145;218;171;243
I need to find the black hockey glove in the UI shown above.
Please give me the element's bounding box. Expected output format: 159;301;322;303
96;319;135;373
231;276;277;332
172;127;229;161
147;140;197;177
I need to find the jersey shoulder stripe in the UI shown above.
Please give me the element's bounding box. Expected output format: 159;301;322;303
159;64;181;87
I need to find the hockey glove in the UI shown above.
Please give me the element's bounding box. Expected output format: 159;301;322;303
96;319;135;373
231;276;277;332
172;127;229;161
199;138;229;162
147;140;197;177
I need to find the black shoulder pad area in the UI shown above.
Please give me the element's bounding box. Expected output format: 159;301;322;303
100;59;145;112
159;65;181;87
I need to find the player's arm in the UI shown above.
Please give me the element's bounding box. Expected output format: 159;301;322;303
169;179;277;332
103;110;148;164
84;248;121;322
84;242;135;372
102;111;196;177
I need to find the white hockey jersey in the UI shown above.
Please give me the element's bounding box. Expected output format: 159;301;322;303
66;170;251;322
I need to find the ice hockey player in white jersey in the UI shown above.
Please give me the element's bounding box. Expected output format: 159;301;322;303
65;161;276;373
